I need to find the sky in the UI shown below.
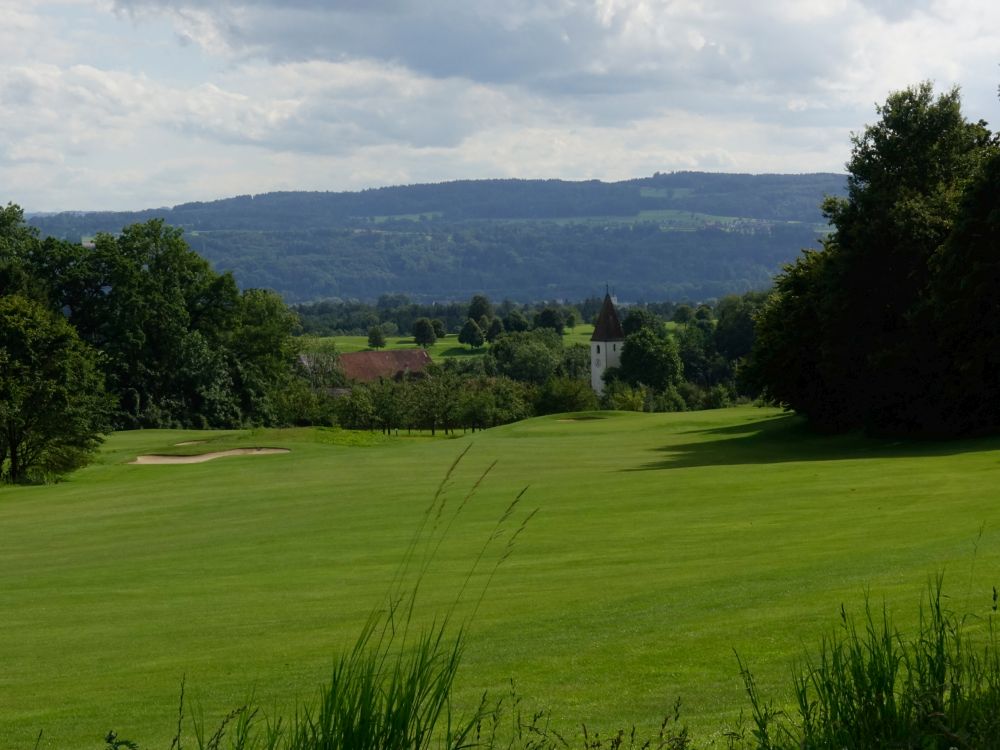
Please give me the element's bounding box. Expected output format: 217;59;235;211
2;0;998;212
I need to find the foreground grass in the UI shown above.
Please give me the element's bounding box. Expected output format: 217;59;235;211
3;407;1000;748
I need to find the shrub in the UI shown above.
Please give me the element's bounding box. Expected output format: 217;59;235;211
535;376;599;415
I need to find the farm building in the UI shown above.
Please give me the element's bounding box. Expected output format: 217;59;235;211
337;349;433;383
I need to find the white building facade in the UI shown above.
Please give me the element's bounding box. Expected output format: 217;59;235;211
590;293;625;394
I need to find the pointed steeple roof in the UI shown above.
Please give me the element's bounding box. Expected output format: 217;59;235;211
591;293;624;342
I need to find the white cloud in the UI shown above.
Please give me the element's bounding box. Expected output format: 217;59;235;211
2;0;998;210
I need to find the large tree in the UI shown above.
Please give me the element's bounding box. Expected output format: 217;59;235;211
533;307;565;335
0;295;109;483
412;317;437;348
619;328;683;392
458;318;484;349
1;204;45;298
926;147;1000;434
622;307;661;337
713;292;767;362
486;329;562;385
228;287;301;424
367;325;386;350
4;211;303;429
467;294;493;323
485;317;504;343
748;83;995;435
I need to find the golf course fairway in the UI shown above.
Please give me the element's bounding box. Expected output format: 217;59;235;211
3;406;1000;748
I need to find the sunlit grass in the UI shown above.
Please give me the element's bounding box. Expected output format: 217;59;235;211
4;407;1000;748
302;324;595;361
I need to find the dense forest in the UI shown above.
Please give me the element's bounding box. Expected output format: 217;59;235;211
28;172;844;303
0;209;334;482
746;83;1000;437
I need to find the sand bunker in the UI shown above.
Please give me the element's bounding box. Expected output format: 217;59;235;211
174;440;207;446
130;448;290;465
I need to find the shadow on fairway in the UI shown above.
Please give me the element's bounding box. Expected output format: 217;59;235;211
628;412;1000;471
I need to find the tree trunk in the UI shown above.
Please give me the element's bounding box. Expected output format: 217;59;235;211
8;434;20;483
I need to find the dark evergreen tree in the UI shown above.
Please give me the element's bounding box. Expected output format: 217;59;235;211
367;325;386;349
467;294;493;322
534;306;565;334
485;317;505;343
503;309;529;333
458;318;485;349
411;317;437;347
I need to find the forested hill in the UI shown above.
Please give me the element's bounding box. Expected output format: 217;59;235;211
28;172;845;302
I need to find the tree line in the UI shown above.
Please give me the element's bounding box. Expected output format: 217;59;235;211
333;292;767;432
6;80;995;486
27;173;843;304
0;210;320;482
294;294;586;339
1;206;765;484
30;172;843;234
159;220;818;303
0;201;767;484
746;83;1000;437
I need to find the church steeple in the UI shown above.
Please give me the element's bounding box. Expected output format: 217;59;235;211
590;293;624;394
591;293;624;343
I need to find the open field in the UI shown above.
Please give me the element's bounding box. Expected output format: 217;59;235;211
299;332;483;360
4;407;1000;748
301;324;597;360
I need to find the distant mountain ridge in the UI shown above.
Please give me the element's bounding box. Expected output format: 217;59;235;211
28;172;846;302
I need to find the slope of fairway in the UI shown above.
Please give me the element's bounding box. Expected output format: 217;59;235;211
3;408;1000;748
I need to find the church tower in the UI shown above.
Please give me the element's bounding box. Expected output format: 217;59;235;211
590;293;625;394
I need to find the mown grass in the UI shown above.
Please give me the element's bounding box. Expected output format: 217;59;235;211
301;324;595;361
299;333;483;361
4;407;1000;748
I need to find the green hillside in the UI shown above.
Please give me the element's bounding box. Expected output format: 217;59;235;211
27;173;845;303
5;406;995;748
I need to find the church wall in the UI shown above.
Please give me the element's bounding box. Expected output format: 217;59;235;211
590;339;621;394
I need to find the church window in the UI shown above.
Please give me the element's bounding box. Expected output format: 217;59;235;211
596;345;601;353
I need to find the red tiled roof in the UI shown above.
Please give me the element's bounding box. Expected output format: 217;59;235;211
591;294;625;341
339;349;433;383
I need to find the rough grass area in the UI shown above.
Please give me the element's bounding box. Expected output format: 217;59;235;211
3;407;1000;748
